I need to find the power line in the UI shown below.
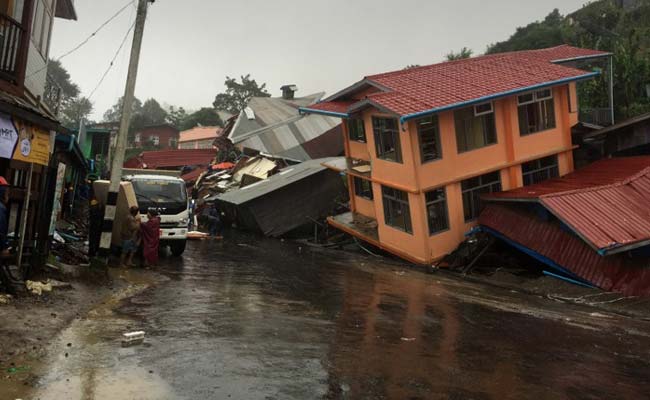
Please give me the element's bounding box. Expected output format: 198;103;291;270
28;0;135;78
88;21;136;101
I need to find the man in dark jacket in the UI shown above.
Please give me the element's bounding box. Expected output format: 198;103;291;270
202;203;223;239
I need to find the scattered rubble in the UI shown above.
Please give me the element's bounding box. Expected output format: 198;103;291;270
26;280;53;296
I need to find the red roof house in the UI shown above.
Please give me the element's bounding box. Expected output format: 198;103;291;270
480;157;650;296
299;45;611;266
133;124;180;150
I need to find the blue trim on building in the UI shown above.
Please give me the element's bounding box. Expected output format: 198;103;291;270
399;72;600;124
480;225;596;287
543;271;596;288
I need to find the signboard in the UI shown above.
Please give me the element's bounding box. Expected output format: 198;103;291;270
49;162;67;235
0;113;51;166
12;118;51;166
0;113;18;159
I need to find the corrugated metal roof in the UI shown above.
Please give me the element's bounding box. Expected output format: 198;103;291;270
216;157;340;205
301;45;609;121
487;157;650;200
124;149;215;169
480;204;650;296
485;157;650;253
228;93;342;161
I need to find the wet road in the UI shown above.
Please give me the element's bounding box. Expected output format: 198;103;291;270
9;236;650;399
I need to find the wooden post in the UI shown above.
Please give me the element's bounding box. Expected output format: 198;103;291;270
16;162;33;270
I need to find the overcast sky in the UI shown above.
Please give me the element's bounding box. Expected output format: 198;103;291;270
51;0;589;121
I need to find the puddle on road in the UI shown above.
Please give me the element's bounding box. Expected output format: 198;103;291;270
5;268;169;400
4;239;650;400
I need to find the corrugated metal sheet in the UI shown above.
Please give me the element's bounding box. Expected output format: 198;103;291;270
485;157;650;253
487;156;650;200
480;204;650;296
124;149;215;169
219;158;340;205
229;93;343;161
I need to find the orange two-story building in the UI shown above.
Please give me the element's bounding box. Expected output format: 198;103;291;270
300;45;611;265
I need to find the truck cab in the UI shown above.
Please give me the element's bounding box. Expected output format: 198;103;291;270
123;174;189;256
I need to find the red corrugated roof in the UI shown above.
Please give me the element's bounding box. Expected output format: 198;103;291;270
480;204;650;296
301;45;609;119
124;149;215;169
485;157;650;253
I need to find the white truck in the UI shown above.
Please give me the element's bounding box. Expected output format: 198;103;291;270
123;173;189;256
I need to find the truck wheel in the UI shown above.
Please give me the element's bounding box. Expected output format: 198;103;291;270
170;241;186;257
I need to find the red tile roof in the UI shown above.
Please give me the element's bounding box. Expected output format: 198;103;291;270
484;157;650;253
124;149;215;169
480;204;650;296
301;45;610;121
179;126;223;143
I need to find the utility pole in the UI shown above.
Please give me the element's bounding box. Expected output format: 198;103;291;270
99;0;151;255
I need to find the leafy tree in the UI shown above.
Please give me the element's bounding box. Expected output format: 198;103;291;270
213;74;270;114
47;59;80;100
446;47;473;61
60;97;93;128
103;96;143;123
167;106;188;127
485;1;650;120
179;108;223;130
47;60;94;128
140;98;168;125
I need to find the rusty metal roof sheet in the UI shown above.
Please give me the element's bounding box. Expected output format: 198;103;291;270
485;156;650;254
480;204;650;296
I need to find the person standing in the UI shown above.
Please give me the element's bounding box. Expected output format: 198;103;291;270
202;203;223;239
120;206;141;267
140;209;161;267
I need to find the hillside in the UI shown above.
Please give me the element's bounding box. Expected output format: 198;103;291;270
486;0;650;120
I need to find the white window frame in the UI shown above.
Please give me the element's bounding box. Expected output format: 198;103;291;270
518;89;554;106
474;102;493;117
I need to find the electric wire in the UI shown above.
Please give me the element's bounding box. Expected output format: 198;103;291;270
27;0;136;78
88;20;136;101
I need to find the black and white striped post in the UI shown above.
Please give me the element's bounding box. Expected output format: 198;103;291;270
99;0;151;258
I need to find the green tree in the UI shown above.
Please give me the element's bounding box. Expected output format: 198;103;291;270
167;106;188;127
213;74;270;114
47;59;80;100
445;47;473;61
179;108;223;130
60;97;93;128
140;98;168;125
47;60;95;128
103;96;143;123
485;1;650;120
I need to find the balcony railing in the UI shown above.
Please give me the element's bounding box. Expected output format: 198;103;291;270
0;12;26;84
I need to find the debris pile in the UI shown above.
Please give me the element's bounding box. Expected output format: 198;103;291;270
193;154;294;201
51;217;89;265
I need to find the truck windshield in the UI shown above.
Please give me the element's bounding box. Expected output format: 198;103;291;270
132;180;187;206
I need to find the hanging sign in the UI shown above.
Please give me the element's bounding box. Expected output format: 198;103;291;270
10;117;51;166
0;113;18;159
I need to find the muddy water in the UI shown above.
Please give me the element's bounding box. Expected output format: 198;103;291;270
9;236;650;399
